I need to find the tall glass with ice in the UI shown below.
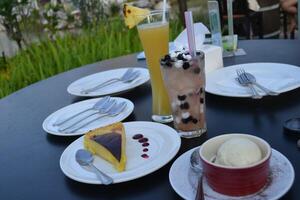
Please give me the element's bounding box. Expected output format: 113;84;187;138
136;11;172;123
160;51;207;138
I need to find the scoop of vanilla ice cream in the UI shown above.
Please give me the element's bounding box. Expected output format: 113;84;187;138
215;137;262;167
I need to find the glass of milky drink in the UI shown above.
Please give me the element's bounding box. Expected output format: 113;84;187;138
160;51;207;138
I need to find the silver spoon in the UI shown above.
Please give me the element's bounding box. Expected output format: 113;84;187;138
75;149;113;185
190;148;204;200
65;102;127;133
190;148;202;173
58;99;117;132
190;149;217;200
81;68;139;94
53;96;111;126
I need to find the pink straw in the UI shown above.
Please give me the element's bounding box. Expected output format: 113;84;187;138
184;11;196;57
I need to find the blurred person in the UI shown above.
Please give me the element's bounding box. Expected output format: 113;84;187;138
280;0;298;32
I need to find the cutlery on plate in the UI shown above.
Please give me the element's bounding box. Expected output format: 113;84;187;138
81;68;140;94
53;96;111;126
236;69;262;99
190;148;204;200
65;101;127;133
240;69;279;96
58;98;117;132
76;149;113;185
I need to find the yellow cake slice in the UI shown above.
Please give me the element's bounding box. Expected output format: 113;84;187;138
84;122;126;172
123;3;150;29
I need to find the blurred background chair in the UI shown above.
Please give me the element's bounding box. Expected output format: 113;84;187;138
217;0;251;39
217;0;281;39
253;0;281;39
177;0;282;39
280;0;299;39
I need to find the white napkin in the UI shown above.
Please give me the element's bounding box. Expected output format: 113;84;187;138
173;23;210;51
216;77;300;95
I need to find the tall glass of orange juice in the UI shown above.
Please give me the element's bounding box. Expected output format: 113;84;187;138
137;11;173;123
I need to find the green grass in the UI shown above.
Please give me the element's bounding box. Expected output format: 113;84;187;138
0;19;184;98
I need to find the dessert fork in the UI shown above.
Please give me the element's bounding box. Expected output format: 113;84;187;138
239;69;279;96
81;68;140;94
65;102;127;133
58;98;117;132
53;96;111;126
236;69;262;99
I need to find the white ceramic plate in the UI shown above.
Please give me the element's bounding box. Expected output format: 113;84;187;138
67;68;150;97
206;63;300;97
60;121;181;184
43;97;134;136
169;147;295;200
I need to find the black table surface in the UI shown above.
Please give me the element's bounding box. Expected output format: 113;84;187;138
1;40;300;200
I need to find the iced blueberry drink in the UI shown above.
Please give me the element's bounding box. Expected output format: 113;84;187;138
160;51;207;138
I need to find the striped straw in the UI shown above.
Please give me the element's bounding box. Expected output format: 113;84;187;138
184;11;196;57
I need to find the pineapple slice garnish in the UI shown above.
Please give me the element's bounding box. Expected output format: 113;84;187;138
123;3;150;29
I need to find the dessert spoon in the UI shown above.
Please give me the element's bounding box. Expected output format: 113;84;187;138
190;148;204;200
58;98;116;132
75;149;113;185
81;69;140;94
65;102;127;133
53;96;111;126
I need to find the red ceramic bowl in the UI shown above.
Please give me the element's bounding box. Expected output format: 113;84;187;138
199;134;271;196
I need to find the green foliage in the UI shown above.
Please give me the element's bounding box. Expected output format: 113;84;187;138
0;19;184;98
0;0;30;48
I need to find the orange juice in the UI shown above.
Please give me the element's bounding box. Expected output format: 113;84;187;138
138;22;171;116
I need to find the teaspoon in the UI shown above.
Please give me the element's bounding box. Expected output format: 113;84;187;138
75;149;113;185
190;148;204;200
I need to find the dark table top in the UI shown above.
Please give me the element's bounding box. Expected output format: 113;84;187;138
0;40;300;200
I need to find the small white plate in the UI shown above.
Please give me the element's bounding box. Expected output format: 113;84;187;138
67;68;150;97
60;121;181;184
206;63;300;97
169;147;295;200
43;97;134;136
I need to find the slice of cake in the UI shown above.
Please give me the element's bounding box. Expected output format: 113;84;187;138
84;122;126;172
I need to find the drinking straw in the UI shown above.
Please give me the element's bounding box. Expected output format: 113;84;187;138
184;11;197;57
162;0;167;23
226;0;234;36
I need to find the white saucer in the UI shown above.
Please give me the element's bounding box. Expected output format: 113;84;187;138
206;63;300;97
67;67;150;97
169;147;295;200
60;121;181;184
43;97;134;136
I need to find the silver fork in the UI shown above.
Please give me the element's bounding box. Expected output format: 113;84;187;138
81;68;138;94
236;69;262;99
58;98;117;132
240;69;279;96
53;96;111;126
65;102;127;133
